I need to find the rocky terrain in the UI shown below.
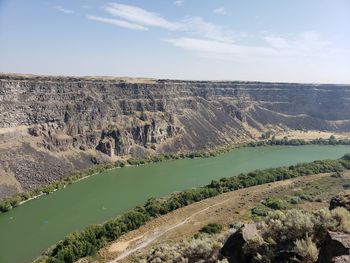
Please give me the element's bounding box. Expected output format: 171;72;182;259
1;73;350;198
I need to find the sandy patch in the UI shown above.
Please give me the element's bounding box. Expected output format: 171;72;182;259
0;125;31;135
275;130;350;140
108;236;143;253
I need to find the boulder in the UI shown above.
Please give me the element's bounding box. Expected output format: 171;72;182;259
221;223;260;263
317;231;350;263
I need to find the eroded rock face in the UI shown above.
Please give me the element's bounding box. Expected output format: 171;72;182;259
1;74;350;197
3;75;350;154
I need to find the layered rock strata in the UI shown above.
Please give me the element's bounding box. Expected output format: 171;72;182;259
1;74;350;197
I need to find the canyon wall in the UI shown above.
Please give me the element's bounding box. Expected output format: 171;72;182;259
1;74;350;198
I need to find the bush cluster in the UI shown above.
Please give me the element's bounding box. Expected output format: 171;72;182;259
42;209;150;263
240;207;350;263
247;136;350;147
139;232;227;263
200;223;223;234
37;155;350;262
251;197;290;217
263;197;289;210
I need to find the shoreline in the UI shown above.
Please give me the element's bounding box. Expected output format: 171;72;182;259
1;136;349;214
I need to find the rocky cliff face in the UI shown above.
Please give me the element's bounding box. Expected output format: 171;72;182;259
1;74;350;198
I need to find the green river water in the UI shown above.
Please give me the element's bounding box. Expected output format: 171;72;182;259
1;145;350;263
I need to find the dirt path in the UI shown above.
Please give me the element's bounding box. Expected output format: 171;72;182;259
108;198;231;262
94;173;331;263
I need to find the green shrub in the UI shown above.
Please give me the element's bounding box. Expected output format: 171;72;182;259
342;153;350;161
115;160;125;167
251;204;271;217
0;201;12;212
48;208;150;262
9;196;22;207
263;197;289;210
289;196;301;204
127;159;141;165
242;207;350;262
294;235;318;262
200;223;223;234
138;232;226;262
298;194;315;202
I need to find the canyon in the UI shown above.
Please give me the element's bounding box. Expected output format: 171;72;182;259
1;73;350;199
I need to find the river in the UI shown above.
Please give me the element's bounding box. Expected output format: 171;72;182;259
0;145;349;263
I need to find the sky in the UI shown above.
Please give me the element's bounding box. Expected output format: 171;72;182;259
0;0;349;83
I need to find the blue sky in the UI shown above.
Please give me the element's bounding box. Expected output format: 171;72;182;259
0;0;349;83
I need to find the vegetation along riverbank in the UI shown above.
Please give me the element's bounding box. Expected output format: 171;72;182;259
1;136;348;214
34;152;350;262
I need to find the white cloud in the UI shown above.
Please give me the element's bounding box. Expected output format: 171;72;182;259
263;31;333;57
87;15;148;31
88;3;235;42
165;37;277;59
53;5;74;14
213;7;226;15
181;17;235;43
104;3;181;30
85;2;349;66
165;32;349;62
174;0;184;7
264;36;290;49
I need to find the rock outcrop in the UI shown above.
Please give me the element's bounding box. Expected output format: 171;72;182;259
1;73;350;198
222;225;350;263
330;192;350;211
221;224;260;263
317;231;350;263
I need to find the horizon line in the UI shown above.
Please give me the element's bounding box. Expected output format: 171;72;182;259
1;71;349;86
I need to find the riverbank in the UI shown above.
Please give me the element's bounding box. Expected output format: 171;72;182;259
109;172;350;263
1;145;349;263
92;171;349;262
34;153;350;262
1;136;349;214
